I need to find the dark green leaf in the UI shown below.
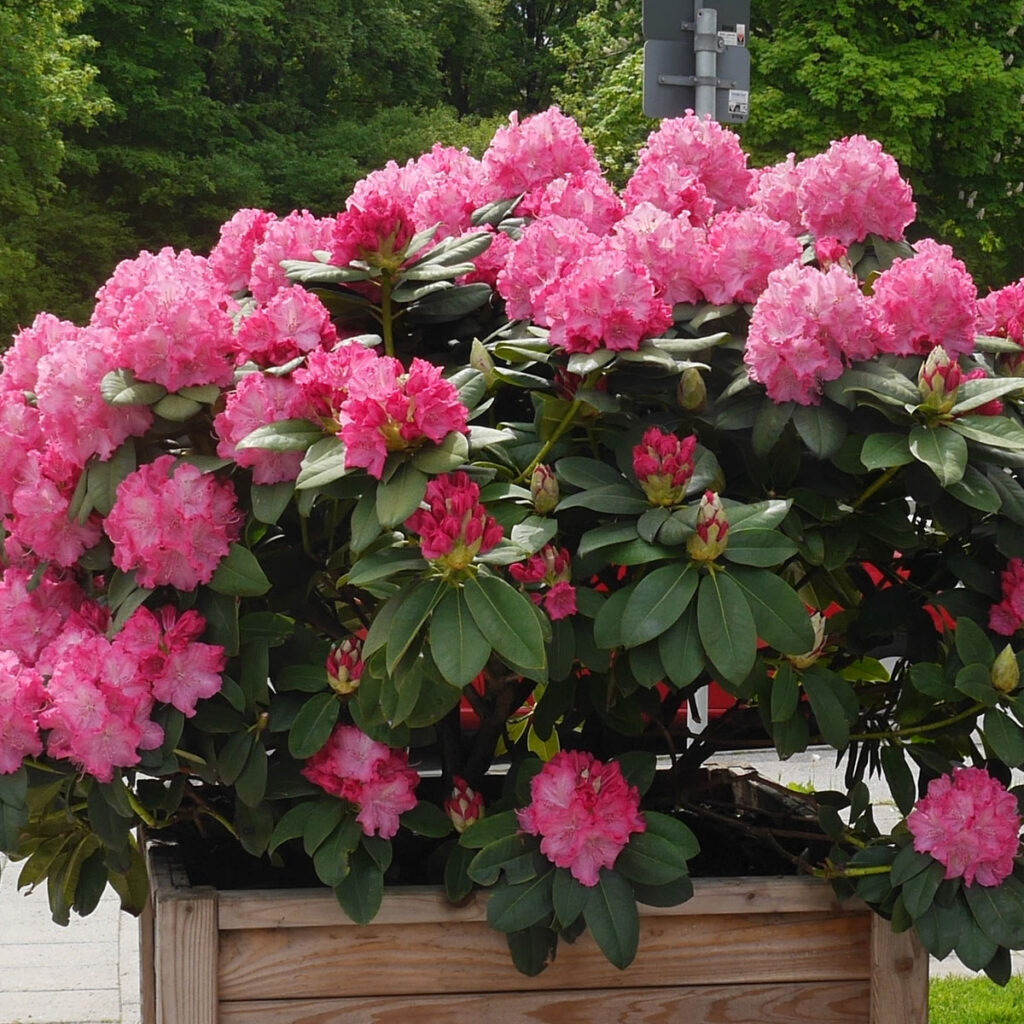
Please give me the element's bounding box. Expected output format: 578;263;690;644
657;605;705;688
901;859;945;919
430;587;492;687
964;875;1024;948
697;571;758;684
880;747;917;816
860;433;914;470
468;835;531;886
375;463;428;529
620;563;697;648
385;579;447;675
459;809;519;849
615;831;690;886
295;436;349;490
487;872;555;933
725;566;816;653
208;543;271;597
464;574;546;678
506;925;557;977
333;845;384;924
771;661;799;723
956;618;996;667
236;418;323;452
288;692;340;759
235;742;268;807
792;401;847;459
983;709;1024;767
399;800;452;839
909;425;967;486
583;869;639;969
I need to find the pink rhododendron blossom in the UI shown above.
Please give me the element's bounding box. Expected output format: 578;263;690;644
0;566;84;666
518;750;646;886
10;453;103;567
35;324;153;467
509;545;577;620
977;280;1024;345
105;455;242;590
748;155;803;234
234;285;338;367
214;372;314;484
533;170;623;235
990;558;1024;636
497;215;599;323
482;107;602;209
543;246;672;354
293;342;381;426
405;472;503;570
796;135;916;245
697;208;802;306
302;724;419;839
0;652;46;773
332;191;419;270
249;210;337;302
208;208;276;295
624;113;753;217
872;239;977;358
633;428;698;506
1;312;72;394
746;262;883;404
907;767;1021;887
40;635;162;783
814;236;850;270
0;392;44;517
461;228;514;289
340;356;468;479
612;203;707;307
116;606;225;718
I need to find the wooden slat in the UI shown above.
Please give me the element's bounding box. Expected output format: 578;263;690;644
869;915;928;1024
217;875;857;931
138;890;155;1024
218;980;870;1024
151;856;218;1024
217;910;872;1001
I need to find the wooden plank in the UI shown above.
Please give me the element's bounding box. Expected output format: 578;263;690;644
869;915;928;1024
218;910;872;1001
138;891;155;1024
217;875;858;931
218;980;870;1024
152;877;218;1024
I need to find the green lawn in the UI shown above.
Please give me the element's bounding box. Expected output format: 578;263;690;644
930;976;1024;1023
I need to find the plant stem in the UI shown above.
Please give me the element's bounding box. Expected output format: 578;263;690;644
125;788;157;828
380;273;395;358
849;701;985;742
852;466;899;509
814;863;891;880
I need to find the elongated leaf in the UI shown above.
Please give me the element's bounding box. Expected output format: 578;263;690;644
430;587;491;687
209;543;271;597
901;859;944;919
398;801;452;839
880;746;917;816
251;481;294;524
0;768;28;851
983;709;1024;766
657;605;705;687
268;802;316;854
411;431;470;474
721;499;792;532
725;566;816;654
950;415;1024;451
615;831;690;886
793;401;847;459
860;432;914;470
487;871;555;933
236;419;323;452
909;425;967;486
375;463;428;528
464;574;546;676
697;572;758;684
946;465;1001;512
620;563;697;648
408;282;492;321
556;456;626;490
802;667;856;749
642;812;700;860
288;692;340;759
296;436;349;490
583;869;639;969
468;835;531;885
334;845;385;924
722;528;798;567
459;809;520;849
100;368;167;406
556;484;649;515
956;617;995;667
950;378;1024;415
552;868;589;927
771;661;799;722
385;579;447;674
965;875;1024;947
282;259;373;284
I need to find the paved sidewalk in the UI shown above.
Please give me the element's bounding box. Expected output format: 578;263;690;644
0;749;1018;1023
0;855;140;1024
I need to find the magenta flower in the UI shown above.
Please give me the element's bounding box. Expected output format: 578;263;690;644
331;191;419;270
208;208;276;295
406;472;503;571
518;750;646;886
990;558;1024;636
0;652;45;774
509;545;577;621
105;455;243;590
326;638;364;695
302;725;419;839
907;767;1021;887
872;239;978;358
745;262;883;405
977;279;1024;346
248;210;337;302
234;285;337;368
340;356;469;479
749;154;803;235
796;135;916;245
633;428;697;507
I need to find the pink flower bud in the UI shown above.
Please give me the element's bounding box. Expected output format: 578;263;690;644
814;235;850;270
917;346;961;414
445;776;485;833
686;490;729;562
633;427;697;507
530;464;560;514
326;638;363;695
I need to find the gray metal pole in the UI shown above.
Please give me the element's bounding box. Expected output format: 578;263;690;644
694;7;718;120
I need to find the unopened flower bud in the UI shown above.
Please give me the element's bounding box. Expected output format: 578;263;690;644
445;776;485;833
633;427;697;507
469;338;497;387
677;367;707;412
327;638;363;695
787;611;828;669
686;490;729;562
530;464;559;514
918;346;962;414
992;644;1020;694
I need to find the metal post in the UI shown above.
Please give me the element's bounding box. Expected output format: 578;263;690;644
694;7;718;120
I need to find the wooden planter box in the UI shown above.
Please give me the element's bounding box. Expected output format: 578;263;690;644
140;843;927;1024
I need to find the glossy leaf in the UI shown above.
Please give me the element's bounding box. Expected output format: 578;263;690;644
430;587;492;687
288;692;340;759
334;845;384;924
620;563;697;648
657;605;705;688
583;869;639;969
209;543;272;597
464;574;547;678
909;425;967;486
697;571;758;684
487;871;555;933
726;566;815;654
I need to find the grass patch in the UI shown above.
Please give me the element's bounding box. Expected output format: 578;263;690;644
931;975;1024;1022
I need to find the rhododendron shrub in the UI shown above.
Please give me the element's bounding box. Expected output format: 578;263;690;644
4;108;1024;981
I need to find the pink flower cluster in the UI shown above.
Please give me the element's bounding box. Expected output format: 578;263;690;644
978;280;1024;345
105;455;242;589
331;191;418;269
907;767;1021;887
233;285;338;367
509;545;577;620
0;652;46;774
518;750;646;886
633;428;697;506
745;263;883;404
990;558;1024;636
795;135;916;245
247;210;337;302
302;725;419;839
405;472;503;570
